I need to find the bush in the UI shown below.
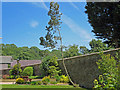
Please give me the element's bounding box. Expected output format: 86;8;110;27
2;75;9;79
40;56;61;77
60;75;69;83
16;78;24;84
30;81;37;85
42;76;50;85
9;75;14;79
93;52;119;89
29;76;41;79
50;81;57;84
9;64;22;76
22;76;29;82
22;67;33;76
36;81;42;85
54;75;61;82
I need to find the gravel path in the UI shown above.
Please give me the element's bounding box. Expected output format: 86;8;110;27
0;82;15;84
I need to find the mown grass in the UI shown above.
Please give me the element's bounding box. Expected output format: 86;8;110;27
2;84;87;89
2;84;74;88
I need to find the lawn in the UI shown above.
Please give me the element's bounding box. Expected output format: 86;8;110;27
1;84;87;89
2;84;73;88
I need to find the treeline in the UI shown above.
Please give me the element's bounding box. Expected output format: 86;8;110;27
1;39;114;60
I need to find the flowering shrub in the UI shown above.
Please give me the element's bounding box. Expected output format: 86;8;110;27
16;78;24;84
42;76;50;85
2;75;9;79
60;75;69;83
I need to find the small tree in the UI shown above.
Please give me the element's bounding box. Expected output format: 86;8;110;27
40;2;76;86
40;55;61;77
9;63;22;76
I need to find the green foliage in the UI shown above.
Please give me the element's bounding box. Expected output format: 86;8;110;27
60;75;69;83
22;67;33;76
8;64;11;68
16;78;24;84
50;81;57;84
9;75;14;79
28;76;42;79
40;55;61;77
48;66;61;77
93;52;119;89
36;81;42;85
30;81;37;85
1;44;43;60
40;2;62;49
89;39;112;53
42;76;50;85
54;75;61;83
85;2;120;48
80;46;89;54
9;63;22;76
64;44;80;58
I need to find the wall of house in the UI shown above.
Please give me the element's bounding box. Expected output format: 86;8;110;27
0;64;8;70
58;48;120;88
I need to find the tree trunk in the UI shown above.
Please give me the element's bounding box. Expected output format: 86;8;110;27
58;30;78;87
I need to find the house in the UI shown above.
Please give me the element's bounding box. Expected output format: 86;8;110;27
0;56;42;76
0;56;13;70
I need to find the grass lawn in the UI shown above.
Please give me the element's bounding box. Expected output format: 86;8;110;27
2;84;74;88
2;84;86;89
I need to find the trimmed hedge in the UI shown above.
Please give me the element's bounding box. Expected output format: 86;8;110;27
22;67;33;76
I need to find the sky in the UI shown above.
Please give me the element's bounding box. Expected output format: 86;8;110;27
2;2;96;50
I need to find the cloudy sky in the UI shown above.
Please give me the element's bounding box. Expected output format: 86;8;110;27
2;2;95;49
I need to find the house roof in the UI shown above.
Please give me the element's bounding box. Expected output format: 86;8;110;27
0;56;13;64
11;60;42;67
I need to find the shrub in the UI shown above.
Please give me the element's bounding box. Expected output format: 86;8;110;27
9;64;22;76
42;76;50;85
9;75;14;79
36;81;42;85
16;78;24;84
60;75;69;83
2;75;9;79
29;76;41;79
40;56;61;77
54;75;61;82
93;52;119;89
50;81;57;84
22;76;29;82
30;81;37;85
22;67;33;76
